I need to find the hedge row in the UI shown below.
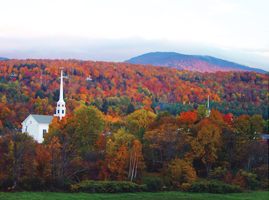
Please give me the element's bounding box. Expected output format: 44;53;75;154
1;176;70;191
71;180;148;193
1;177;244;194
183;181;243;194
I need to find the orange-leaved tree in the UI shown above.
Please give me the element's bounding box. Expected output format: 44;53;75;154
144;116;187;171
34;144;51;180
105;128;135;181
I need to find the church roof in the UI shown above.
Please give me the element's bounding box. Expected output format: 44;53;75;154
31;114;54;124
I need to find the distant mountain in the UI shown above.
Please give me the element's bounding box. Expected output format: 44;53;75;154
125;52;267;73
0;57;8;60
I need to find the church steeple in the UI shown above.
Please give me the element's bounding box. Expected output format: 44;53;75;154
59;70;64;102
207;95;211;117
54;69;66;120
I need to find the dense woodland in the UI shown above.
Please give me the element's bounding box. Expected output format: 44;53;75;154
0;59;267;130
0;59;268;192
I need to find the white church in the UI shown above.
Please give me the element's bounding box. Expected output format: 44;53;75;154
21;70;67;143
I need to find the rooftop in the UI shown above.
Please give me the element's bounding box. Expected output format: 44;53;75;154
31;114;54;124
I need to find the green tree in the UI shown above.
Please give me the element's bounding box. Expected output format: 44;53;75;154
126;109;156;136
74;105;106;146
155;111;171;122
127;103;135;114
92;97;103;110
197;105;208;120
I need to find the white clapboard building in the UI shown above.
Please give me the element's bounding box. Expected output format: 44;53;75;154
21;69;67;143
21;114;54;143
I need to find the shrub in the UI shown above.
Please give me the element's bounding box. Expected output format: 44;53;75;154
162;158;197;188
183;181;243;194
18;176;45;191
232;169;258;190
0;177;13;191
70;180;148;193
208;167;227;181
231;174;247;188
61;181;72;191
144;177;164;192
208;167;232;184
253;164;269;189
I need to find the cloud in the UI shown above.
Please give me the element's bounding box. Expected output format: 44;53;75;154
0;36;268;71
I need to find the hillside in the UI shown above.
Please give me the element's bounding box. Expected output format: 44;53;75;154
0;59;267;130
125;52;267;73
0;57;8;60
0;59;267;193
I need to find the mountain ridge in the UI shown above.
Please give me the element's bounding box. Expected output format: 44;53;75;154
125;52;267;74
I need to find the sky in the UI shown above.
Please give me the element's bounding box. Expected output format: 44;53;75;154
0;0;268;71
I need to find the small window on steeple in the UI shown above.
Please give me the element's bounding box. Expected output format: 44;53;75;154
58;110;60;114
62;105;64;107
62;110;64;114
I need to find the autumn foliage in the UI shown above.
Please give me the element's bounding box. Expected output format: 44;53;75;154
0;59;267;192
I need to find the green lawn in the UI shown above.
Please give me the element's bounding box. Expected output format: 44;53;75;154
0;191;268;200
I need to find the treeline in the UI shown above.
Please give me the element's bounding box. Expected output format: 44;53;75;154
0;59;267;133
0;106;267;191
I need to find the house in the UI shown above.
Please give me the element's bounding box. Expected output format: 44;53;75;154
86;75;92;81
260;134;269;144
21;114;54;143
21;69;67;143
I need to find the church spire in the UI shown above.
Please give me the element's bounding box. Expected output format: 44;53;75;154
54;69;66;120
59;70;64;102
207;95;211;117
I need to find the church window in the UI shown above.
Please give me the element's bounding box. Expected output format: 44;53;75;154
30;121;32;124
62;104;64;107
58;104;60;107
58;110;60;114
43;129;47;138
62;110;64;114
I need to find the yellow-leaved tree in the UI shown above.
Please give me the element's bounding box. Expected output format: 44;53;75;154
126;109;156;136
128;139;143;182
191;119;221;176
162;158;197;188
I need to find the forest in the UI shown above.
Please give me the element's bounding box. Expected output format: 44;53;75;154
0;59;268;192
0;59;267;130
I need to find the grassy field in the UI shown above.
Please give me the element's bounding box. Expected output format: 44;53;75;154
0;191;268;200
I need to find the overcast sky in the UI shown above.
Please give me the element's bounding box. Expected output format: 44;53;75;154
0;0;268;71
